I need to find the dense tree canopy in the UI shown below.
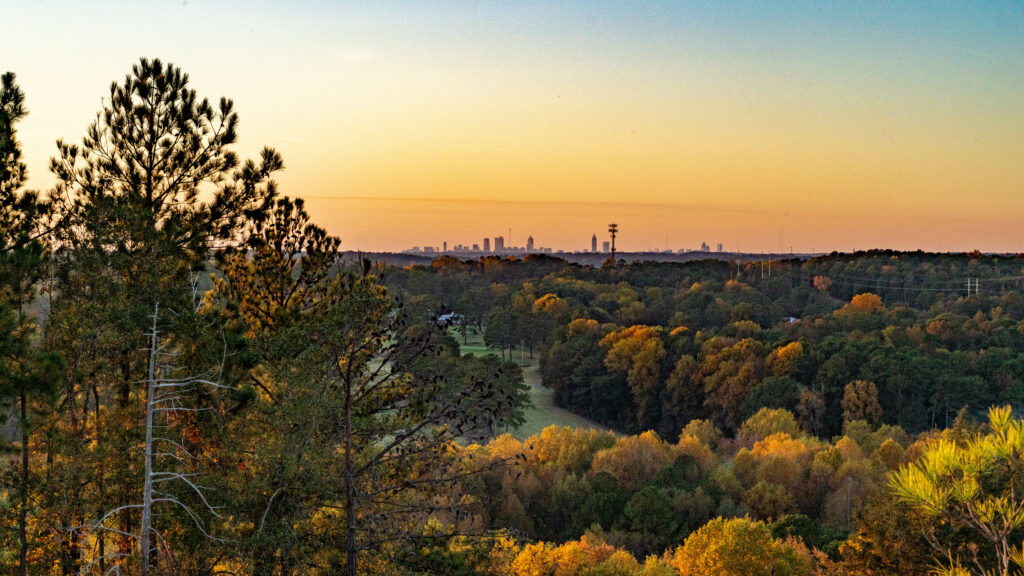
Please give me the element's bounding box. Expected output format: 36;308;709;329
7;59;1024;576
0;59;525;576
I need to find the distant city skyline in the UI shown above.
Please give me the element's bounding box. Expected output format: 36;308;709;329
300;196;1021;254
5;2;1024;253
402;224;761;256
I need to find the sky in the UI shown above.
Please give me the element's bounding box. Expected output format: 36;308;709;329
3;1;1024;253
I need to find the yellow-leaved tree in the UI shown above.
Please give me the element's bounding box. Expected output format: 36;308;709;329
668;517;812;576
890;406;1024;576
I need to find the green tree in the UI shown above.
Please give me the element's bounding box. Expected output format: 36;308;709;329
0;71;62;576
454;285;493;334
208;195;351;574
543;318;632;430
214;195;343;337
740;376;799;420
485;306;520;361
50;58;282;262
215;196;520;574
41;57;281;574
890;405;1024;576
313;280;509;576
624;486;680;551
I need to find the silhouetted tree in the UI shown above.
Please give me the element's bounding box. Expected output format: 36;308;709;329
0;71;63;576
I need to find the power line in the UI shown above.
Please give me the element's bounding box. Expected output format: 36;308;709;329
744;265;1024;295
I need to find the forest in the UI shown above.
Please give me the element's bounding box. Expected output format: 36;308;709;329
4;59;1024;576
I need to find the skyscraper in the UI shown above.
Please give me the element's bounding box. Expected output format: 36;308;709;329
592;234;597;253
483;238;490;252
495;236;505;251
527;236;534;251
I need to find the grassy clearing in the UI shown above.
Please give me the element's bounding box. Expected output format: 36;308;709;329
452;328;494;358
452;328;610;440
510;363;611;439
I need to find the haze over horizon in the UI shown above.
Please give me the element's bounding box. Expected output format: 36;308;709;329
5;1;1024;253
301;196;1024;255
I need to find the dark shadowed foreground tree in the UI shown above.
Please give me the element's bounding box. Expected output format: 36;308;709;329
396;324;528;442
50;57;282;260
318;279;507;576
0;71;63;576
39;57;281;574
209;195;351;574
213;196;517;575
4;57;516;575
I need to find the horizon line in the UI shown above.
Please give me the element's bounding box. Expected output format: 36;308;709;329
297;195;735;211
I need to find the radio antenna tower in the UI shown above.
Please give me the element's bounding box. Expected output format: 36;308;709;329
608;223;618;261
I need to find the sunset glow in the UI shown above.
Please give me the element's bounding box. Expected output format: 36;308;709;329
5;1;1024;252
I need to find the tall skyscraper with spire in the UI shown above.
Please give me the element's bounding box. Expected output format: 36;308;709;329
591;234;597;253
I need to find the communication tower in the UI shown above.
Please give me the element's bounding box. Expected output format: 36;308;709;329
608;223;618;261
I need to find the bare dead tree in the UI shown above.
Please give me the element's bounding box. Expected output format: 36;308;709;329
71;301;229;575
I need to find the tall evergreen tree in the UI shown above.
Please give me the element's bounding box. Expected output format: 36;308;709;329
0;70;62;573
41;58;281;574
212;196;517;575
0;71;62;576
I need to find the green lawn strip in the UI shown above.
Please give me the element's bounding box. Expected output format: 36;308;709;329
450;327;498;357
448;327;609;439
508;364;611;440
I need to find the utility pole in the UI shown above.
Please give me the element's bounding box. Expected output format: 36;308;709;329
967;278;979;296
608;223;618;261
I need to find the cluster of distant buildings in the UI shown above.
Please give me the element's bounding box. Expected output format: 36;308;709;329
402;232;728;256
403;235;556;256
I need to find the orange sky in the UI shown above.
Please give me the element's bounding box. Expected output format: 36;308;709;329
4;2;1024;252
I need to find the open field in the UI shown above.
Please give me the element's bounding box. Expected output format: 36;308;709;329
452;328;494;357
452;328;610;440
511;363;612;439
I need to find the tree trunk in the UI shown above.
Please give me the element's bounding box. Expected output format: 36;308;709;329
18;388;28;576
140;303;159;576
94;385;107;576
344;365;358;576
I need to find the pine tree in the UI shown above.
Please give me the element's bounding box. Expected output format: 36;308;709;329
0;71;63;576
212;197;513;575
42;57;280;574
890;406;1024;576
